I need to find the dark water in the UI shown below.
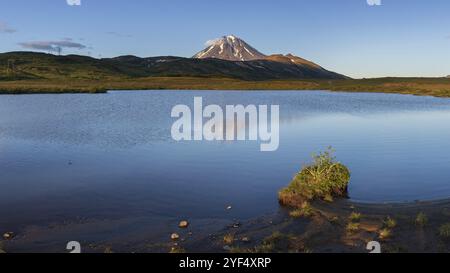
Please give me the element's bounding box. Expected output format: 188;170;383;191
1;90;450;234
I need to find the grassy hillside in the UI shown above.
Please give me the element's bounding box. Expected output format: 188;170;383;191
0;51;347;81
0;52;149;80
1;52;450;97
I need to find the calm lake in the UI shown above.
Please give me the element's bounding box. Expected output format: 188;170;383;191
1;90;450;244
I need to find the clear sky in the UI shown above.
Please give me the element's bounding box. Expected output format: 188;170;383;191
1;0;449;78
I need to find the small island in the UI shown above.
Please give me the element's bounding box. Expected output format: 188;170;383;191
175;149;450;253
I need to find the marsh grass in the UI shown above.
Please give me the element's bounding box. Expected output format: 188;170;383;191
104;247;114;254
383;217;397;229
349;212;362;222
346;222;360;233
2;77;450;98
329;216;340;224
323;194;334;203
223;234;235;245
289;202;314;218
415;212;428;227
254;232;296;253
230;232;303;253
376;217;396;240
379;228;392;240
170;246;186;253
279;148;350;207
439;223;450;239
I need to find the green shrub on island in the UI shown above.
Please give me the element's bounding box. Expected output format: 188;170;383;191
279;148;351;207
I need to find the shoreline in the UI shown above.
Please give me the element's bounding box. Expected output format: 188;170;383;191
1;77;450;97
181;198;450;253
2;197;450;253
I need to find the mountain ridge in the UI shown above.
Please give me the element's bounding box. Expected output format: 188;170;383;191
0;50;348;81
192;35;343;79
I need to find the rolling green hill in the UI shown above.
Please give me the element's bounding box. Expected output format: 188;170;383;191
0;51;347;81
1;52;450;98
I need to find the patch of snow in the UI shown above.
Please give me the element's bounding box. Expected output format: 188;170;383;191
198;45;215;58
244;47;254;56
227;35;237;43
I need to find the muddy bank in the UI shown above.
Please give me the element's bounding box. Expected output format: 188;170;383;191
2;199;450;253
181;198;450;253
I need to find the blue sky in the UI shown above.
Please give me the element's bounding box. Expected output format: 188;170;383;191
1;0;450;78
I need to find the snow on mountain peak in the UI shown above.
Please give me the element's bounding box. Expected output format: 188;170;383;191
194;35;266;61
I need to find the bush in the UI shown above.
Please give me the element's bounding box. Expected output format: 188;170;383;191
279;148;351;207
415;212;428;227
379;228;392;240
383;217;397;229
223;234;235;245
346;222;360;233
349;212;362;222
439;223;450;239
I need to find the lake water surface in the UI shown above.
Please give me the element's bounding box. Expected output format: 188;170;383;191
1;90;450;239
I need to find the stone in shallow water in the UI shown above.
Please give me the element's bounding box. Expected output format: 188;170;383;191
2;232;14;240
179;221;189;228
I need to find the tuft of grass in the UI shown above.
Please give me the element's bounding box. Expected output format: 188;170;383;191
383;217;397;229
253;232;296;253
170;246;186;253
349;212;362;222
379;228;392;240
346;222;360;233
289;202;314;218
279;148;351;207
439;223;450;239
229;247;253;253
323;194;334;203
329;216;339;224
104;247;114;254
223;234;235;245
415;212;428;227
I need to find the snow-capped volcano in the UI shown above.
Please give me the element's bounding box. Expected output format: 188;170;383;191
193;35;266;61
